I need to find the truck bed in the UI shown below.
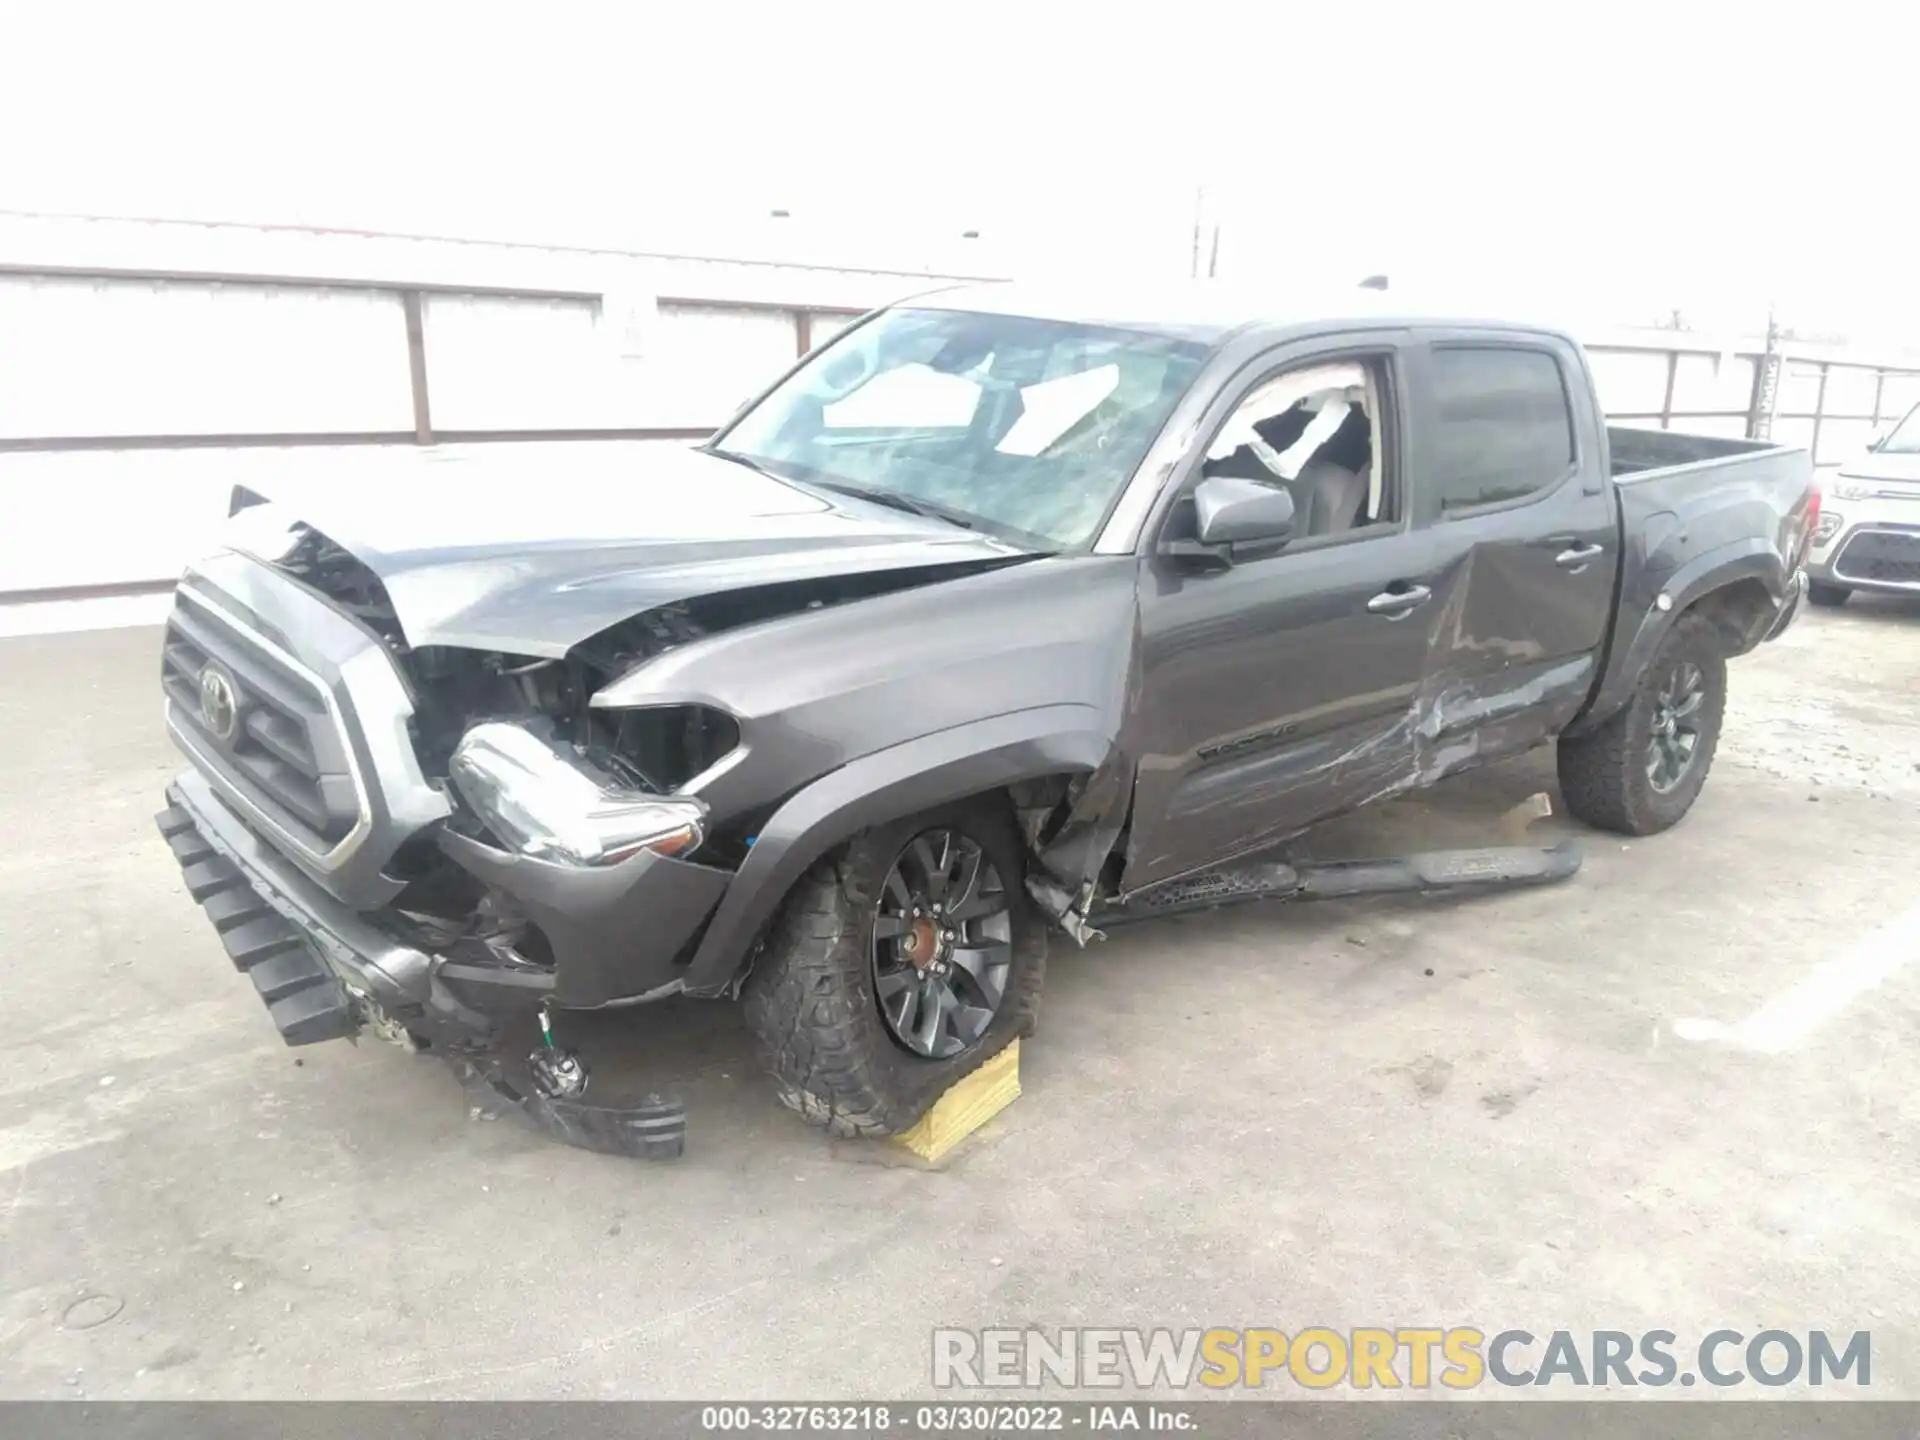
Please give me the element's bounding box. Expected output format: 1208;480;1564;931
1566;425;1814;736
1606;424;1784;478
1604;427;1811;610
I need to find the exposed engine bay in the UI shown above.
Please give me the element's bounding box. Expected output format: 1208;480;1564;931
253;517;1047;998
268;519;1009;803
273;521;737;792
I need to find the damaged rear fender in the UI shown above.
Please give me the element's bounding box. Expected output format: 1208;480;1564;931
679;705;1116;995
1564;540;1786;737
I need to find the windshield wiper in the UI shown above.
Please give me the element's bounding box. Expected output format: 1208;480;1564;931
708;446;1002;540
802;478;979;532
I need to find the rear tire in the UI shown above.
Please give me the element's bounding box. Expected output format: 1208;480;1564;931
1557;613;1727;836
741;796;1045;1138
1807;580;1851;608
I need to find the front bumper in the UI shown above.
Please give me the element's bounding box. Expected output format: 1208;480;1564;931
157;770;425;1045
157;766;736;1050
1808;522;1920;595
159;770;695;1158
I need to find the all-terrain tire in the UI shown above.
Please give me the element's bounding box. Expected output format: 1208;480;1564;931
1557;612;1728;836
740;797;1046;1138
1807;580;1851;608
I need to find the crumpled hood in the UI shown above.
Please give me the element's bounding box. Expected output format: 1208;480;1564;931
229;442;1028;656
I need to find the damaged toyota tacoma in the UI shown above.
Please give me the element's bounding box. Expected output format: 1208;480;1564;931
155;285;1817;1146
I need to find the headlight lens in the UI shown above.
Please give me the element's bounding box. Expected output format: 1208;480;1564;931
1812;512;1844;545
449;722;705;866
1831;480;1872;501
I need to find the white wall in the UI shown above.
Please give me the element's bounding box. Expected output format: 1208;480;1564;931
0;214;969;594
417;295;829;432
0;271;869;447
3;447;346;594
0;274;415;438
0;440;701;596
0;278;870;594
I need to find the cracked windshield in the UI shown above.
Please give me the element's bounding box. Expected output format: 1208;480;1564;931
716;307;1208;548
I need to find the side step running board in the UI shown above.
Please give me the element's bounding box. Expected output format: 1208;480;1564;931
1294;843;1583;898
1091;843;1582;928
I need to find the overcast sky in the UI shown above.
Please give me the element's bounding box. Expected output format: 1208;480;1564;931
2;1;1910;343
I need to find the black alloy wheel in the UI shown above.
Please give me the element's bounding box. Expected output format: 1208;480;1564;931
1646;659;1706;793
870;828;1013;1059
1557;612;1728;835
742;795;1048;1137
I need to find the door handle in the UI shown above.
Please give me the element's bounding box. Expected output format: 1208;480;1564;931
1555;542;1605;568
1366;583;1432;616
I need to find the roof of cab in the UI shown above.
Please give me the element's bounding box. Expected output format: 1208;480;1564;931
895;278;1574;347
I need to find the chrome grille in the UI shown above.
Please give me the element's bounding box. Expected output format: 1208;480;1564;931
161;549;449;911
162;590;360;849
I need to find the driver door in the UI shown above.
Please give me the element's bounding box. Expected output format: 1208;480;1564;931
1120;337;1455;891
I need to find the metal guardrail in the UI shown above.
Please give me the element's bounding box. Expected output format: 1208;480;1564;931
0;284;864;454
2;263;1914;458
1587;337;1920;463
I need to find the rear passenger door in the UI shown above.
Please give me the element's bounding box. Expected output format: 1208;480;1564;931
1407;335;1619;770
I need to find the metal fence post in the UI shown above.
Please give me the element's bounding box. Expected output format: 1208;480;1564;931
402;291;434;445
1810;363;1830;463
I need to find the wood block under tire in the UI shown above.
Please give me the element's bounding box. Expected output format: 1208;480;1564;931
892;1039;1021;1162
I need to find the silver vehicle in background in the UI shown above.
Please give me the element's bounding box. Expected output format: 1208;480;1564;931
1807;403;1920;605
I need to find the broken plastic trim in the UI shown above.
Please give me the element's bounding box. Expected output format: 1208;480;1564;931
457;1058;688;1161
1025;873;1106;946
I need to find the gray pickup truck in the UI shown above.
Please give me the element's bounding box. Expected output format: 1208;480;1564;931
155;284;1815;1147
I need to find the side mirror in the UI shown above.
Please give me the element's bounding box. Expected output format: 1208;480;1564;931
1866;428;1889;453
1194;475;1296;548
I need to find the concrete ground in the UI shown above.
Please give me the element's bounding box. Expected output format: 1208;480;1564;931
2;599;1918;1400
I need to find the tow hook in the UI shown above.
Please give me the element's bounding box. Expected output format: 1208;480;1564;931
529;1006;589;1101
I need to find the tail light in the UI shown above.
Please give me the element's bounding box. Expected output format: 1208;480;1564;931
1798;484;1826;557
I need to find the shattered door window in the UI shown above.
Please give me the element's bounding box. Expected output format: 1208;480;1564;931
1203;360;1385;536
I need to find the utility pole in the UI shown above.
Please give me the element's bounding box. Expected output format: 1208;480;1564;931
1749;300;1783;441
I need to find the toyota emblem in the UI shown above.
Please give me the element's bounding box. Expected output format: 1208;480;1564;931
198;664;241;744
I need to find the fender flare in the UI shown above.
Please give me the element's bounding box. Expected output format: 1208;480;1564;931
681;705;1115;994
1566;538;1786;736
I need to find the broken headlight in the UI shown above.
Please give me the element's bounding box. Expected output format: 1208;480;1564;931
449;722;705;867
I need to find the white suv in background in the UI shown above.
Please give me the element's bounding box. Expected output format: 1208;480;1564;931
1807;402;1920;606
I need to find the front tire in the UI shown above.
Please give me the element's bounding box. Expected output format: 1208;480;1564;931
1557;613;1727;836
741;797;1046;1137
1807;580;1851;608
